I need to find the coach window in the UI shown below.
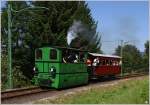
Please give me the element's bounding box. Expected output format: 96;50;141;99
99;60;102;66
106;60;109;65
106;60;108;65
50;49;57;60
110;60;112;66
112;60;115;66
102;60;106;65
36;49;42;59
116;61;119;66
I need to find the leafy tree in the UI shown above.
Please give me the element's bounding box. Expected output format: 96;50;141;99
142;41;149;72
29;1;101;51
1;52;8;90
1;1;33;89
144;40;149;56
1;1;101;89
115;44;142;73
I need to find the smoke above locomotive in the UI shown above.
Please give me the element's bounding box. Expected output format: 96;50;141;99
67;20;101;48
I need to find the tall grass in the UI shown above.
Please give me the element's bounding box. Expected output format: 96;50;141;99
34;76;149;104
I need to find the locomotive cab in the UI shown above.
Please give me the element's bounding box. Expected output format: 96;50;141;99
32;46;88;89
32;47;61;87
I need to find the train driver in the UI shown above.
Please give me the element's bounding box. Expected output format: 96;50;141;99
74;54;79;63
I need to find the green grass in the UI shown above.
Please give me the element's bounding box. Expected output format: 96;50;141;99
34;76;149;104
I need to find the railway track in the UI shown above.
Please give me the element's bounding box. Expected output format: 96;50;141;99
1;73;148;104
1;86;50;100
118;72;148;79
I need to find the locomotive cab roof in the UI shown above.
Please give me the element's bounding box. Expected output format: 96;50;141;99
37;45;88;52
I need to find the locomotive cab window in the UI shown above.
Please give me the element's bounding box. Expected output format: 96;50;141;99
36;49;42;59
50;49;57;59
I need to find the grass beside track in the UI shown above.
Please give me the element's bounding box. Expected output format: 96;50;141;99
34;76;149;104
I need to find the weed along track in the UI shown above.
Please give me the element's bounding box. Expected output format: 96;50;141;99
1;74;148;104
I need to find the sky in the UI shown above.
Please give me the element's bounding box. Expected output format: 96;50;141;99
1;0;6;11
86;1;149;54
1;1;149;54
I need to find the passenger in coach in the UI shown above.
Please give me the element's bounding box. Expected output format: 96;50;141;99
92;57;100;76
92;57;100;66
86;58;92;66
119;60;122;66
112;61;116;66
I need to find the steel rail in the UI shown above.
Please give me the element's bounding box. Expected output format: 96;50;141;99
117;72;148;79
1;86;49;99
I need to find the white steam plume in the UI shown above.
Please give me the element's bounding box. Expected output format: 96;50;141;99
67;30;77;45
67;20;82;45
67;20;101;47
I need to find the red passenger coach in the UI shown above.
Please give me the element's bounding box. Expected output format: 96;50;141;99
87;53;121;78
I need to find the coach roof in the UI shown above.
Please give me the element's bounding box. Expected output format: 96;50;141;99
89;53;121;59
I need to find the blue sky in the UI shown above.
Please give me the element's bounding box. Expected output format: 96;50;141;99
1;0;6;10
1;1;149;54
86;1;149;54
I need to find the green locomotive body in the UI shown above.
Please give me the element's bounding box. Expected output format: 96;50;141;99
32;46;88;89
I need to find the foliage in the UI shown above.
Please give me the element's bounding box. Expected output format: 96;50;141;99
1;1;34;90
144;40;149;56
30;1;101;52
115;44;143;73
1;1;29;46
33;76;149;104
1;52;8;90
142;41;149;71
114;41;149;73
1;1;101;89
1;52;32;90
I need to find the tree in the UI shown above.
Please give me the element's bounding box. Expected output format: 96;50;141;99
144;40;149;56
142;41;149;72
115;44;142;73
1;1;33;89
29;1;101;50
1;1;101;89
